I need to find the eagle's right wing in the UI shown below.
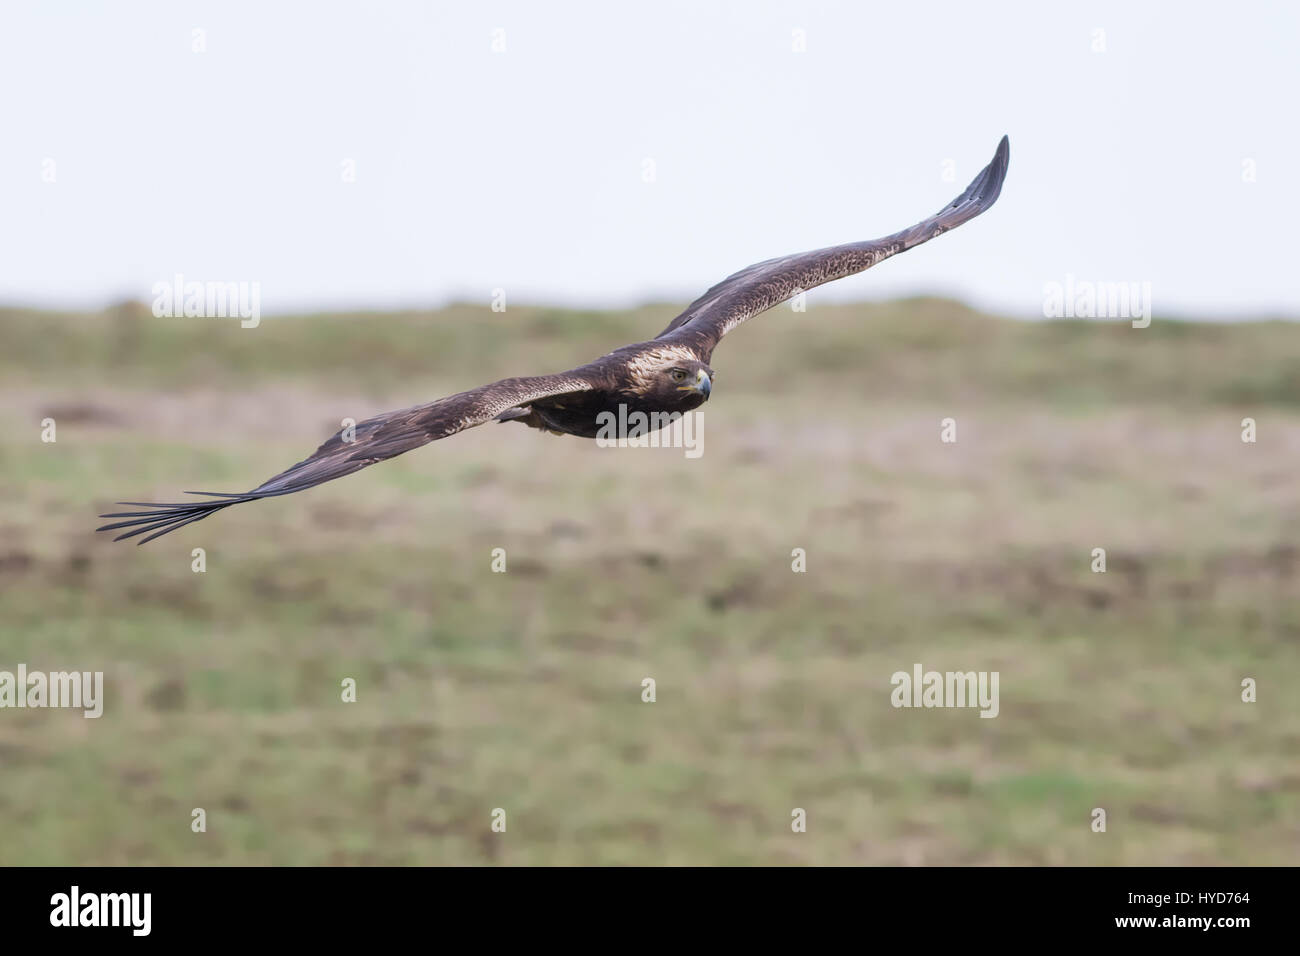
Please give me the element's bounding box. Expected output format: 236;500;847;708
97;372;596;544
656;136;1009;357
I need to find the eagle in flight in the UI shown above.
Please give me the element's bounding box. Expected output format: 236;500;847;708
99;136;1009;544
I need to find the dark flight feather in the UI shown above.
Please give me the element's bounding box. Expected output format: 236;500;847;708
97;374;594;543
655;135;1009;358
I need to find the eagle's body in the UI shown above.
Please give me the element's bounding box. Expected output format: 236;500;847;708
499;342;713;438
100;137;1009;544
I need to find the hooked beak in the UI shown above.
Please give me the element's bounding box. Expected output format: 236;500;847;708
678;369;711;398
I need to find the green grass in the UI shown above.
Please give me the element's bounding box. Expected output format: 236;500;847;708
1;299;1297;864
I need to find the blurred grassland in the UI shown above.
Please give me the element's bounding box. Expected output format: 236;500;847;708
1;298;1298;865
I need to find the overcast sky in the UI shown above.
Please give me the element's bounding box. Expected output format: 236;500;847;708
1;0;1296;318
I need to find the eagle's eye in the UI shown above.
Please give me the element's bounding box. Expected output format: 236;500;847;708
670;369;688;383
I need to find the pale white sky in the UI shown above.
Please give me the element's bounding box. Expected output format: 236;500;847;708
0;0;1296;318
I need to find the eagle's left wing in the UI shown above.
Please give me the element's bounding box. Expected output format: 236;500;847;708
97;372;595;544
656;136;1009;357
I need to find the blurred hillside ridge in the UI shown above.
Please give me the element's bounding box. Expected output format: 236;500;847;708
4;296;1300;405
1;298;1297;865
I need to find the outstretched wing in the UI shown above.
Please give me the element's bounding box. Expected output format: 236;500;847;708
97;373;595;544
656;135;1009;356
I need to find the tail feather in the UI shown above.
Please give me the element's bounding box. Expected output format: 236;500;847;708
96;493;252;545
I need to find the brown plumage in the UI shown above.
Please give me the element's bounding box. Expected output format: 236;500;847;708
99;136;1009;544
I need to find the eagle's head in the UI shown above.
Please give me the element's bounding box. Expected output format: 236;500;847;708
627;348;714;409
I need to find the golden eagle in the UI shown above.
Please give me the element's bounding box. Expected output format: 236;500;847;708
99;136;1009;544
